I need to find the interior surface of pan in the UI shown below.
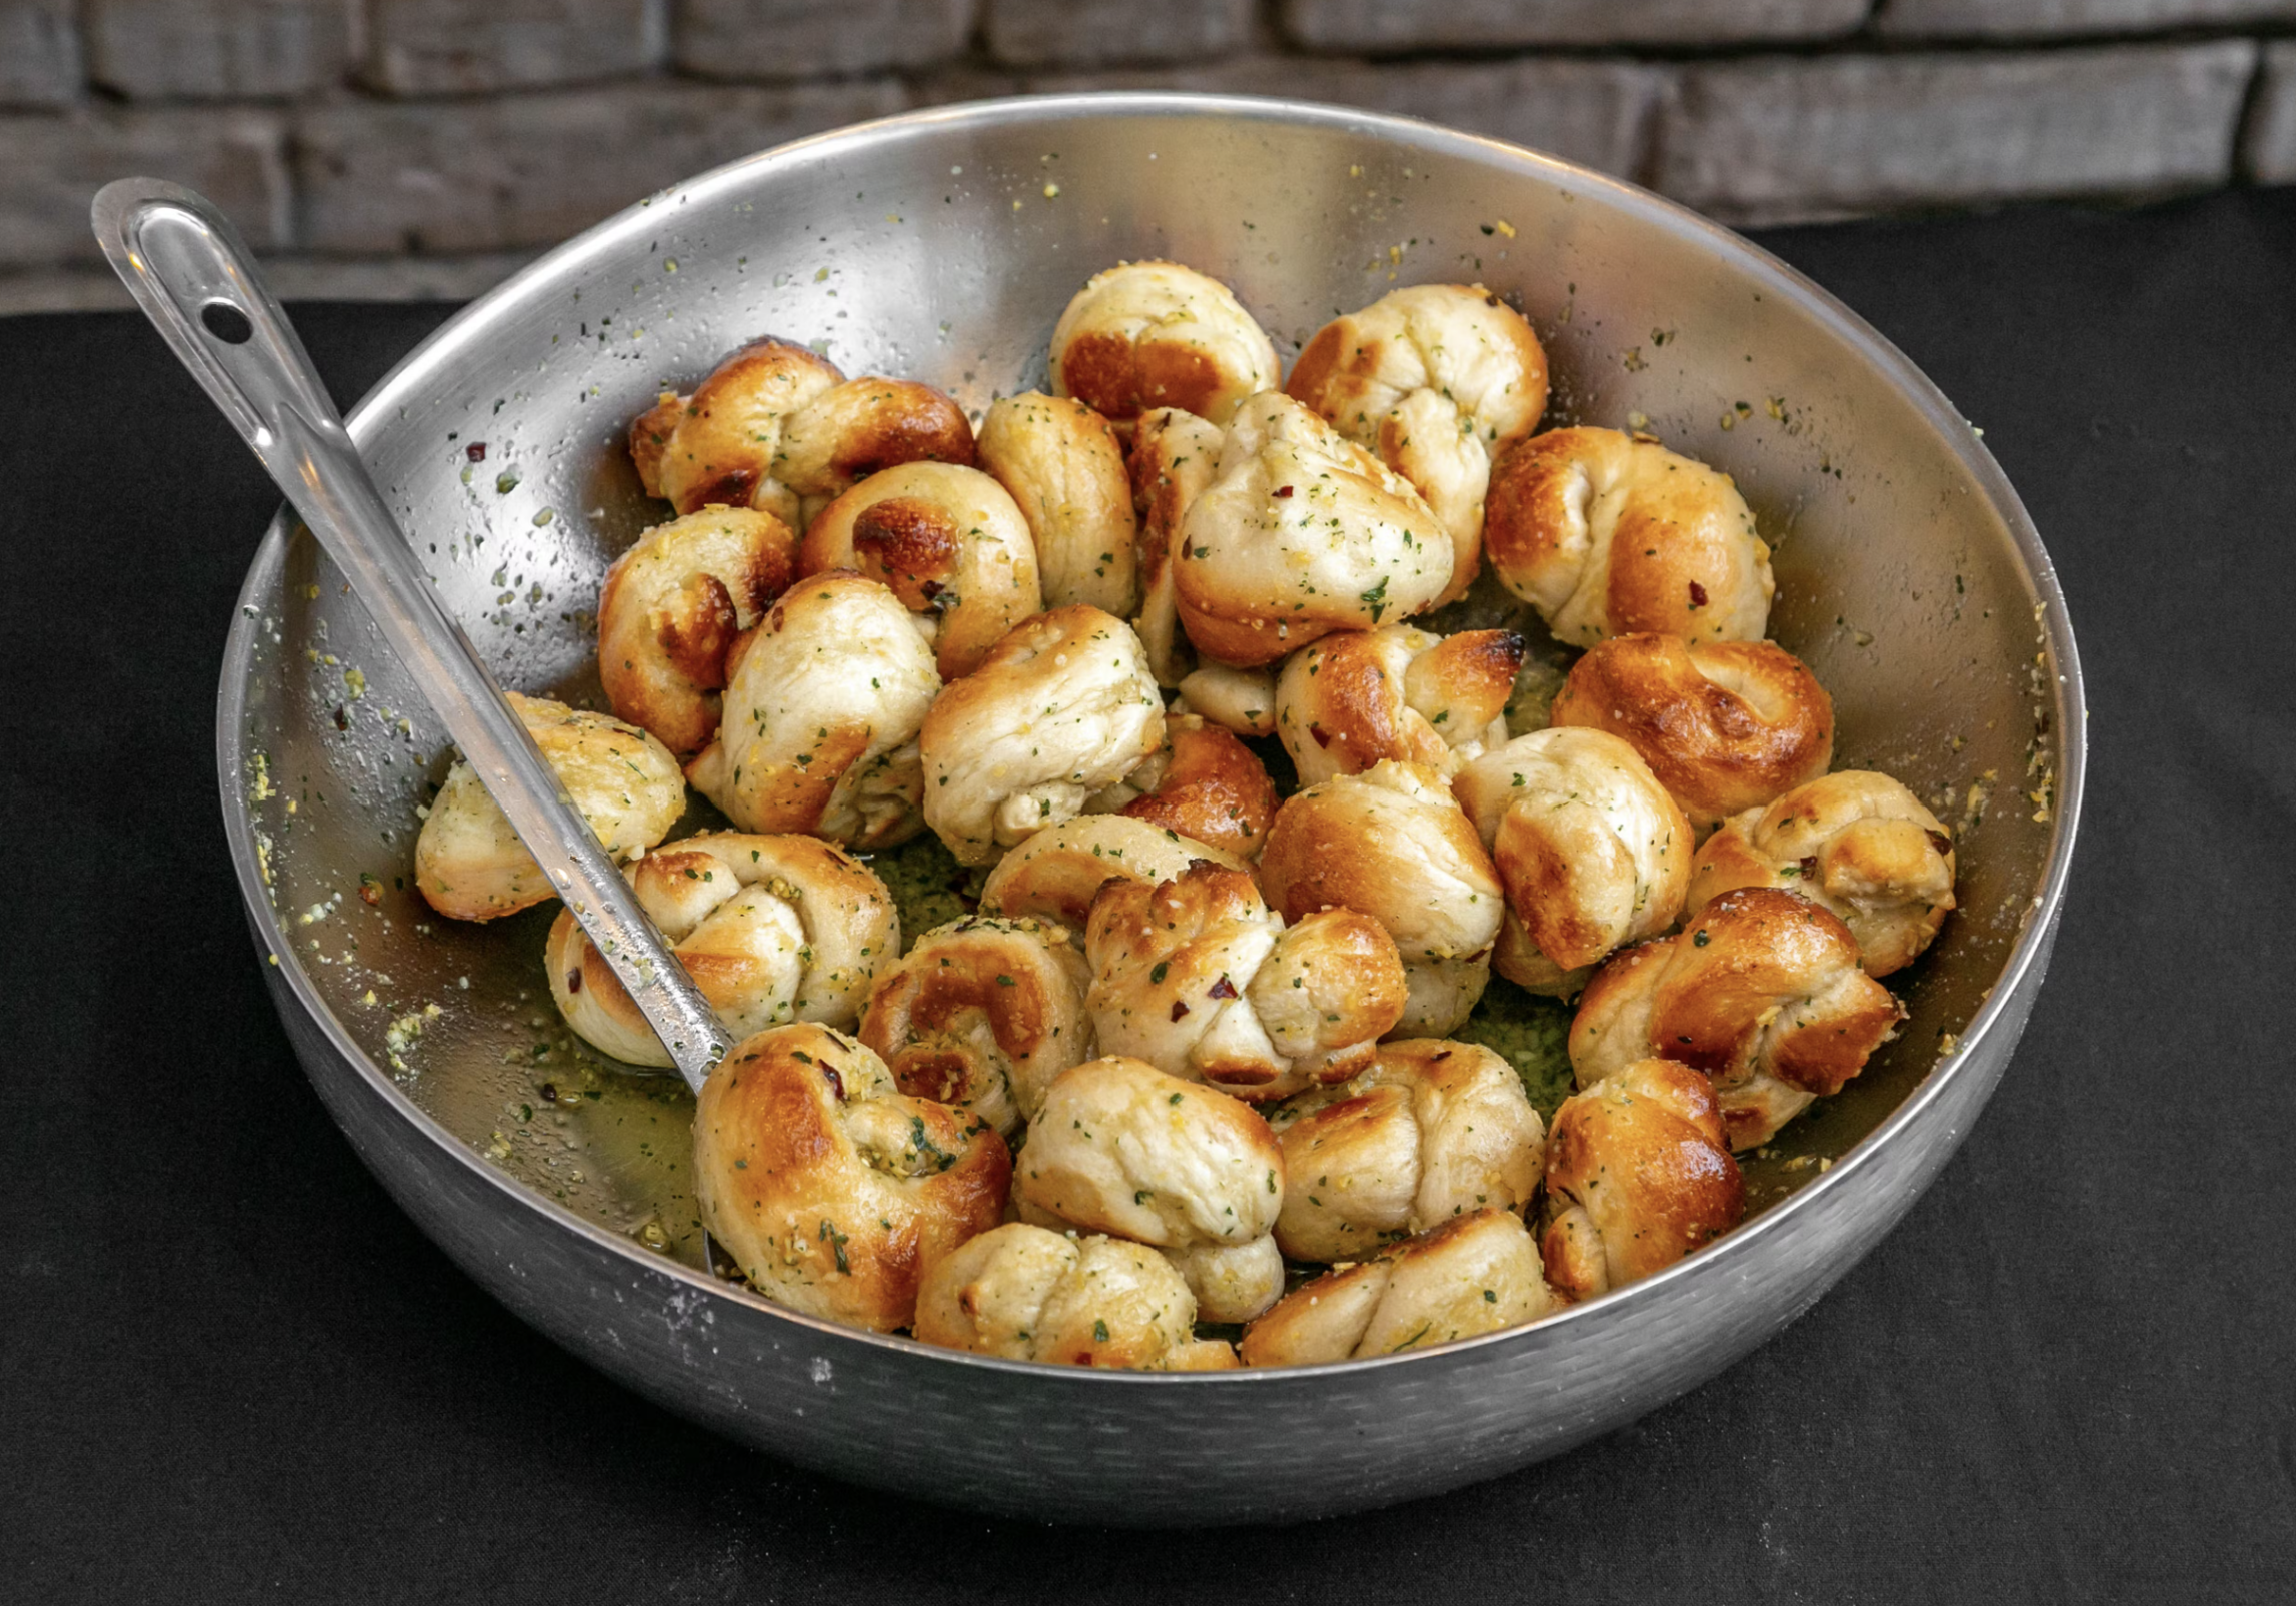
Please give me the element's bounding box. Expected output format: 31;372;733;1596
217;93;2085;1526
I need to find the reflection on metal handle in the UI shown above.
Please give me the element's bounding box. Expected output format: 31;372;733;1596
93;177;732;1095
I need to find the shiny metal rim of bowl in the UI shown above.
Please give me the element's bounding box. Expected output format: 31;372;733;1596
217;92;2086;1525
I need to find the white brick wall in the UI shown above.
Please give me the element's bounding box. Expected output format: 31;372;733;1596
4;0;2296;313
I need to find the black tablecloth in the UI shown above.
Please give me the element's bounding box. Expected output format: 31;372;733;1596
4;190;2291;1602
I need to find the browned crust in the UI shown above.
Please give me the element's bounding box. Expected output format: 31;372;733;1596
695;1025;1011;1331
1603;497;1751;639
1063;328;1228;424
1293;630;1447;776
595;513;801;756
1686;774;1957;978
627;392;682;498
1120;719;1279;859
655;572;739;688
1086;860;1263;968
1281;322;1353;422
1647;891;1871;1086
846;496;962;611
1415;628;1526;729
658;336;845;514
1485;427;1761;639
1481;429;1582;587
1258;779;1498;929
1491;810;1631;974
824;379;974;482
1541;1057;1742;1298
1285;290;1551;447
1171;602;1325;670
860;930;1056;1108
1549;634;1833;828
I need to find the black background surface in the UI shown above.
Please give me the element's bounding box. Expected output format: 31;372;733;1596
3;191;2292;1602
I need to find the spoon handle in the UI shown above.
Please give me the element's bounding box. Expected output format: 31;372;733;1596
93;177;732;1095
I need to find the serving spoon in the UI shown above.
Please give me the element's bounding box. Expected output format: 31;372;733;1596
92;178;736;1108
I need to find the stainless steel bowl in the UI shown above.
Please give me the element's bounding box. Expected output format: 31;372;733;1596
219;93;2084;1526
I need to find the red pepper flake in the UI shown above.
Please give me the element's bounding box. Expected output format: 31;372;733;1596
1307;723;1331;749
466;442;486;462
1274;484;1295;498
822;1065;846;1100
1799;855;1820;879
1688;580;1709;608
1208;976;1237;1001
566;968;582;994
1171;1000;1191;1022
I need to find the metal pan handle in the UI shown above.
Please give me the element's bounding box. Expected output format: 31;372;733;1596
93;177;732;1094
